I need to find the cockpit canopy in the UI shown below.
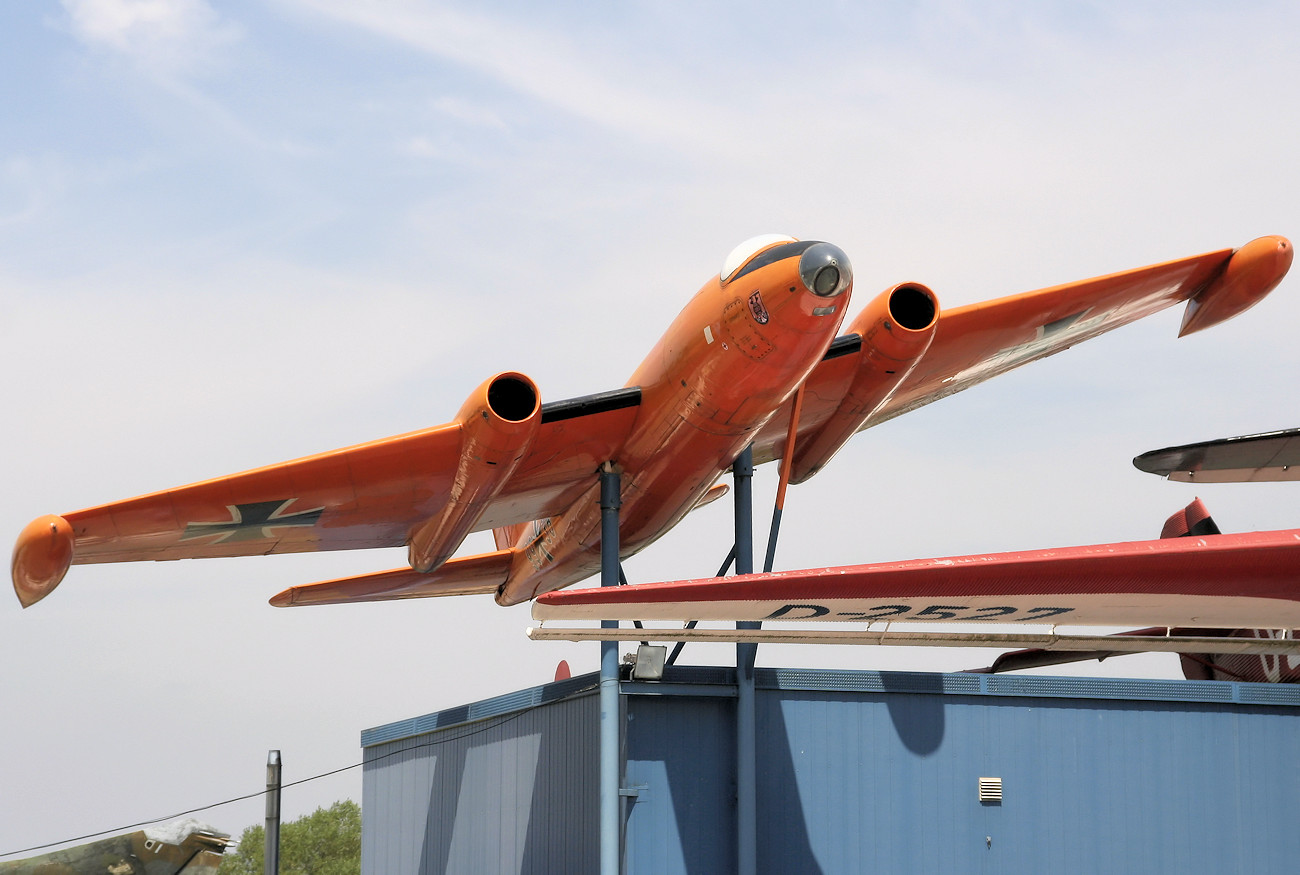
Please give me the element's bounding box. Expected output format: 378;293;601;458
721;234;798;281
721;234;852;298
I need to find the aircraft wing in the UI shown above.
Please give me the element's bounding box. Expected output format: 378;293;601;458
752;239;1289;463
0;820;229;874
1134;428;1300;482
19;384;641;569
16;237;1289;610
531;528;1300;628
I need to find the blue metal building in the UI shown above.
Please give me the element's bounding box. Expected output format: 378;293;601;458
360;666;1300;873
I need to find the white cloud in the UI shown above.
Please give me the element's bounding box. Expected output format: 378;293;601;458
284;0;733;154
431;96;509;130
60;0;241;75
0;156;62;226
397;135;447;160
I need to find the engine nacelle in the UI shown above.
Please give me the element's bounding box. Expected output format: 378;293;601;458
1179;235;1292;336
12;514;75;608
407;372;542;573
790;282;939;483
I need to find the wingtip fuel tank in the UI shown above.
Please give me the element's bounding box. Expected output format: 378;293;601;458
12;514;74;608
1179;235;1292;337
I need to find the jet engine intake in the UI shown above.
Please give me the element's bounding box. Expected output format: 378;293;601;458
407;372;542;573
791;283;939;483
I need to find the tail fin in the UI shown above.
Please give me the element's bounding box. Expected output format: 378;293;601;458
493;522;531;551
1159;498;1222;539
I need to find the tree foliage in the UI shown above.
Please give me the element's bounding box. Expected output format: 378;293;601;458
218;799;360;875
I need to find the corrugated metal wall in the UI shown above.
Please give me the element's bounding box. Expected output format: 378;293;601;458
362;676;599;874
363;668;1300;875
745;682;1299;873
624;694;735;873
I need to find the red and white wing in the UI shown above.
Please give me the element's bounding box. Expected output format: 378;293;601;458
532;528;1300;629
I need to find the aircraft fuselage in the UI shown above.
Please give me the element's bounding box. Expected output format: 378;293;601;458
498;238;853;604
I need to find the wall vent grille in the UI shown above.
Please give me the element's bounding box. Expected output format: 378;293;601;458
978;777;1003;803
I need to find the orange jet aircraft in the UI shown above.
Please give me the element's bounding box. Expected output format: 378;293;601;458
11;234;1293;610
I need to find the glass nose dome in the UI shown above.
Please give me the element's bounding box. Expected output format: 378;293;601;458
798;243;852;298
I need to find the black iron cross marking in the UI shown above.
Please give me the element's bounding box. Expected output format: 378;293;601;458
182;500;324;544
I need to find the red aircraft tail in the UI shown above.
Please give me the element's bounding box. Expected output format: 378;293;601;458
1160;497;1221;539
1163;501;1300;681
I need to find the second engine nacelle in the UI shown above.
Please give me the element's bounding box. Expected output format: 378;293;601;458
790;282;939;483
407;372;542;573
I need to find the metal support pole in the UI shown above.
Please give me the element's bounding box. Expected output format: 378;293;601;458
264;750;281;875
599;464;622;875
763;384;804;576
733;447;754;577
733;448;758;875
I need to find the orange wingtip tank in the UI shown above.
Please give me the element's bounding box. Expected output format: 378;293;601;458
1179;235;1292;336
12;514;75;608
790;282;939;483
406;372;541;573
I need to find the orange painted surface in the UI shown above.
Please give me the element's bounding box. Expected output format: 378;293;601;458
11;236;1290;608
11;515;74;608
1179;235;1291;336
493;242;854;604
752;245;1235;462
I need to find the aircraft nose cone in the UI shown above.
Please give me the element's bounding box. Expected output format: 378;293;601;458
799;243;852;297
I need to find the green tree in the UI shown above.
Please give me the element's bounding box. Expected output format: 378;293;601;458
219;799;360;875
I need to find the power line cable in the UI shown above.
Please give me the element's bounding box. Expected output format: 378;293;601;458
0;682;594;859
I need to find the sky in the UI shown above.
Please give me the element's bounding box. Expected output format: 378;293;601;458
3;0;1299;856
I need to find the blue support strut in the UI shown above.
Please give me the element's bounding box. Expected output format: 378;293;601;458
599;463;622;875
733;447;758;875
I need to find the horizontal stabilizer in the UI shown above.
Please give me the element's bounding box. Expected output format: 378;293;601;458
270;549;513;607
532;529;1300;628
1135;428;1300;482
